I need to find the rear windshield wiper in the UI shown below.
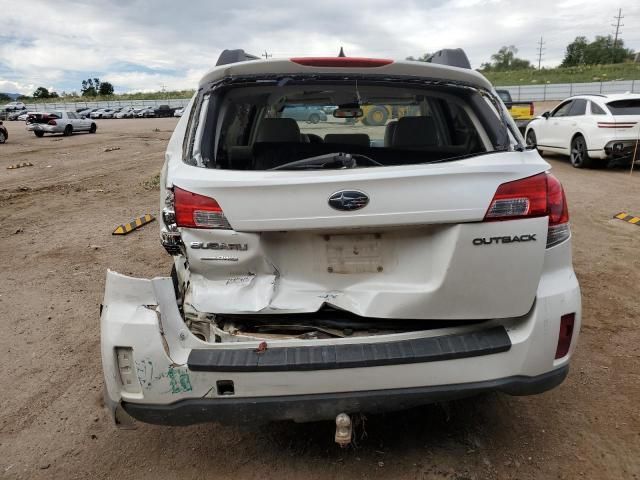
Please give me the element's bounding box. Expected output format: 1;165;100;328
270;152;382;170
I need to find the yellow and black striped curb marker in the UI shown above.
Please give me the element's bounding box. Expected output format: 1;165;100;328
113;214;155;235
614;212;640;226
7;162;33;169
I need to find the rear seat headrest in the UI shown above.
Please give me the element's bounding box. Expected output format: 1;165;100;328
255;118;301;143
384;121;398;147
323;133;370;147
392;116;438;147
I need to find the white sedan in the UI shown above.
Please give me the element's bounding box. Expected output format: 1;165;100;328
525;94;640;168
26;111;97;137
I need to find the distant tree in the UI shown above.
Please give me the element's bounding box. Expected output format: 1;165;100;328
81;77;102;97
32;86;58;99
17;95;32;101
561;35;633;66
406;53;432;62
0;93;11;102
481;46;533;71
98;81;114;96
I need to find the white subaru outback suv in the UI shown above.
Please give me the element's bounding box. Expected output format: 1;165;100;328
101;49;581;430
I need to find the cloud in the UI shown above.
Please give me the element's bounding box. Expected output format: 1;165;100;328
0;0;639;93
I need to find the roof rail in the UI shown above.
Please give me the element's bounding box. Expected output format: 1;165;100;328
216;49;260;67
426;49;471;69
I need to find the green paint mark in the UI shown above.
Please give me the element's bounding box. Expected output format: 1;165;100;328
167;366;192;394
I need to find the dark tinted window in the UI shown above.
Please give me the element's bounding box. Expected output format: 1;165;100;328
496;90;512;103
606;99;640;115
552;101;573;117
568;99;587;116
590;102;606;115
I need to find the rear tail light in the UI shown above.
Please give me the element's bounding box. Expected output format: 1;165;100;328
597;122;637;129
47;119;57;125
529;103;534;116
290;57;393;68
174;187;231;229
555;313;575;359
484;172;570;248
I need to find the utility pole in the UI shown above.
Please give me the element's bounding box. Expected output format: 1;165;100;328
611;8;624;62
261;50;272;60
536;36;545;70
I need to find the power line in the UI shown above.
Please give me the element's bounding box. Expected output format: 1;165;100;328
611;8;624;56
536;36;545;70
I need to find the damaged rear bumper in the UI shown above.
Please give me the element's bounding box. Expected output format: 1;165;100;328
101;261;580;426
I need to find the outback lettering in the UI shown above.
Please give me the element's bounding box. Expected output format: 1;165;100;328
472;234;537;245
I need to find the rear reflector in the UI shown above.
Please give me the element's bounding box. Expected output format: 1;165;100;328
484;172;570;248
290;57;394;68
174;187;231;229
555;313;575;359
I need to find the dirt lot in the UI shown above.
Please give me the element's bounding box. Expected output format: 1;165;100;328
0;118;639;480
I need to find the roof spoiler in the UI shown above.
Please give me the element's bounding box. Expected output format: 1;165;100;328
426;49;471;69
216;49;260;66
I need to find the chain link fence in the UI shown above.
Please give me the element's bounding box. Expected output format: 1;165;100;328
497;79;640;102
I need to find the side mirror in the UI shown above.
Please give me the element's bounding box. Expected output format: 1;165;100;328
542;111;550;119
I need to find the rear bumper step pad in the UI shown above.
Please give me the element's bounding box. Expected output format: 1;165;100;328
187;326;511;372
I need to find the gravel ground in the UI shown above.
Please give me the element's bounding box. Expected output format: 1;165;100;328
0;118;638;480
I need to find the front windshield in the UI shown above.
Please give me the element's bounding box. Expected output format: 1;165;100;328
192;80;509;170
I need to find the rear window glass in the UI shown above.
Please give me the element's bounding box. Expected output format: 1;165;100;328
191;81;509;170
606;99;640;115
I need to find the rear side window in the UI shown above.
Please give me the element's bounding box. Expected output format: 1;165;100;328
606;99;640;115
568;99;587;116
590;102;606;115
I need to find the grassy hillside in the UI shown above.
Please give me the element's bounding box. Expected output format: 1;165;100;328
483;62;640;86
20;90;196;104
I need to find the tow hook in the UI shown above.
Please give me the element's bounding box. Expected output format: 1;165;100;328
334;413;352;447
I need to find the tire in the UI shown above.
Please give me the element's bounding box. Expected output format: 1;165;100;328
34;130;44;138
525;129;542;154
365;106;389;126
308;113;320;124
0;131;6;144
63;125;73;136
89;123;97;134
570;135;592;168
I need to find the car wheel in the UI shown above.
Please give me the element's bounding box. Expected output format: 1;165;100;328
365;106;389;126
570;135;592;168
64;125;73;136
89;123;97;134
0;131;6;143
525;129;542;154
34;131;45;138
308;113;321;124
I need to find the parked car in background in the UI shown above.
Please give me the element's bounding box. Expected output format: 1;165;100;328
17;111;33;121
101;49;581;431
137;107;156;118
154;104;177;117
7;110;25;121
78;108;98;118
525;93;640;168
115;107;136;118
173;107;184;117
281;105;327;123
496;89;535;133
2;101;26;112
26;111;97;137
91;108;116;119
0;121;7;143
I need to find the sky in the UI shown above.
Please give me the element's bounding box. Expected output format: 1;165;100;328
1;0;639;95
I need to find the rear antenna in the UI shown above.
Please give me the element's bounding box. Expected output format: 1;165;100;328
338;46;346;57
